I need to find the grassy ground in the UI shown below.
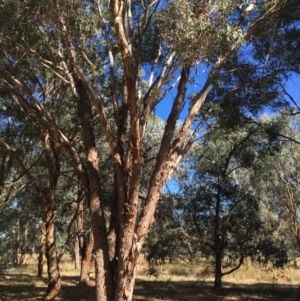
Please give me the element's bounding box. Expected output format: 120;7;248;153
0;255;300;301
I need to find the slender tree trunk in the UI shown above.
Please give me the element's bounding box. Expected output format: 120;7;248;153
43;133;61;300
80;230;94;286
214;185;223;291
31;245;36;259
76;184;94;285
74;235;80;269
44;209;61;300
38;221;46;277
91;202;113;301
292;217;300;254
214;250;223;290
13;218;20;266
20;222;29;265
107;175;119;281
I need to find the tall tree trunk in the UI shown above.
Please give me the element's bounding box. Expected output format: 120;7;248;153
80;230;94;286
38;221;46;277
214;185;223;290
20;222;29;265
44;132;61;300
76;79;113;300
92;212;113;301
107;175;119;282
114;155;142;301
115;178;141;301
13;217;20;266
76;183;94;285
112;66;192;301
73;235;80;270
45;209;61;300
214;250;223;290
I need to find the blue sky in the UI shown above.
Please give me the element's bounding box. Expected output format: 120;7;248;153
157;70;300;194
286;74;300;106
156;70;300;122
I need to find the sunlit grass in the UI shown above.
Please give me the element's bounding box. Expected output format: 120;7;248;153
3;253;300;285
1;253;300;301
136;255;300;286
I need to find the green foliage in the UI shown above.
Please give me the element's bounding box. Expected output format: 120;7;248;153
143;194;192;264
157;0;245;62
261;115;300;256
173;120;289;277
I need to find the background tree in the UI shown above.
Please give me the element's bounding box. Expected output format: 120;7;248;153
176;121;288;289
143;192;197;272
261;115;300;255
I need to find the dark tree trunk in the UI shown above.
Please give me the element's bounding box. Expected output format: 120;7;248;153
38;222;46;277
19;222;29;265
213;182;223;291
214;250;223;290
13;218;20;266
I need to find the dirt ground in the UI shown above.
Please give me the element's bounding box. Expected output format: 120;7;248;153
0;272;299;301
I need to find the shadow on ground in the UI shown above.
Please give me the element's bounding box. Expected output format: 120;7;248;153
134;279;300;301
0;272;299;301
0;272;46;301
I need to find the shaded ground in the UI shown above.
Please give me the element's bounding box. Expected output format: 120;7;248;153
0;272;299;301
134;280;300;301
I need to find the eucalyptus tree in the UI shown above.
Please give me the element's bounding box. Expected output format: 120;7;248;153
0;120;87;298
0;125;63;297
177;121;288;289
0;187;42;266
262;115;300;255
196;0;300;128
0;79;81;297
0;1;298;300
275;153;300;254
0;94;44;265
0;96;29;214
143;192;197;267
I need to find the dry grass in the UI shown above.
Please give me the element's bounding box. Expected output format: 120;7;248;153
136;256;300;284
1;255;300;301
